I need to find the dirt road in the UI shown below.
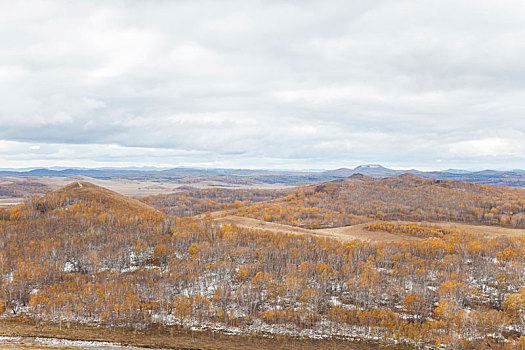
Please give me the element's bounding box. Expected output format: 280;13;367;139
213;215;525;242
214;215;421;242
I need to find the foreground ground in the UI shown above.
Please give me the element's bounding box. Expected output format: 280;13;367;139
0;319;409;350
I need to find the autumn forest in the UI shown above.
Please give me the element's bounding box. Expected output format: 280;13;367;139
1;175;525;349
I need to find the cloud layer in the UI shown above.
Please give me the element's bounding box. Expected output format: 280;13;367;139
1;0;525;170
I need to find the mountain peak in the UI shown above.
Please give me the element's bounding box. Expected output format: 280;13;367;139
354;164;386;170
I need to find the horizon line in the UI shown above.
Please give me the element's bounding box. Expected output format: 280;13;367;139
0;164;522;173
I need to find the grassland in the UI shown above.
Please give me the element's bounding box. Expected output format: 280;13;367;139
212;214;525;242
213;215;423;242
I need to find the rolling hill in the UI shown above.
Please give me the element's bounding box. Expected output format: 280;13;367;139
36;181;158;214
2;164;525;188
1;178;525;349
230;173;525;229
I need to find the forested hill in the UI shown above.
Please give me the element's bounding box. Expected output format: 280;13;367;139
35;181;158;214
232;173;525;229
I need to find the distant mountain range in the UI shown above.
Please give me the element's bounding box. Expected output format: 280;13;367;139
2;164;525;187
322;164;401;178
321;164;525;187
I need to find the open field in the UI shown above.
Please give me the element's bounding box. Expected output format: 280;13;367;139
316;224;423;242
0;198;24;208
0;176;297;208
214;215;422;242
426;221;525;238
37;176;296;194
213;215;525;242
0;178;51;208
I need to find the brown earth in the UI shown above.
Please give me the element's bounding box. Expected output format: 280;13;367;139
213;215;525;242
214;215;422;242
0;318;411;350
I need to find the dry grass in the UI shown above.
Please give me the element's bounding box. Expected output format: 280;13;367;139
37;176;187;198
398;220;525;238
38;176;296;197
215;215;319;236
0;318;410;350
213;216;421;242
213;215;525;243
316;224;423;242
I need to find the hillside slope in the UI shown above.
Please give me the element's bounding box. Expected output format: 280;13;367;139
232;173;525;229
37;181;158;214
2;179;525;348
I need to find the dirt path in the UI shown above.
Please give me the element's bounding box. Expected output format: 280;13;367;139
213;216;525;243
214;216;421;242
215;216;319;236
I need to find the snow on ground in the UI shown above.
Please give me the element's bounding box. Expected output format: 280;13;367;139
0;335;168;350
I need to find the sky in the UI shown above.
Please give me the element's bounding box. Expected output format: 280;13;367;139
1;0;525;171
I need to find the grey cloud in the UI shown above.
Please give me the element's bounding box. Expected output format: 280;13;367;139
1;0;525;169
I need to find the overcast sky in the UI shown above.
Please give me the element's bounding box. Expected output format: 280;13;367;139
1;0;525;170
